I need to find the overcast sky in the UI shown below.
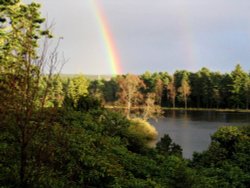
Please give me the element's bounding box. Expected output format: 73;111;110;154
34;0;250;74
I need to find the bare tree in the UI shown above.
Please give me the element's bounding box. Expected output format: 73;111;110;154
167;76;177;108
117;74;145;118
143;93;162;121
154;78;163;105
178;78;191;109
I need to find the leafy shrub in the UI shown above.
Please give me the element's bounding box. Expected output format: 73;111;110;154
128;118;158;142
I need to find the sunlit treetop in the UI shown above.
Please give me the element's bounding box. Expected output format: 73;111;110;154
0;0;52;67
0;0;20;6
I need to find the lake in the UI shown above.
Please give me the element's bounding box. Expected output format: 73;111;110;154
151;110;250;158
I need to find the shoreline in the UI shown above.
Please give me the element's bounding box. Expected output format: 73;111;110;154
162;107;250;113
105;106;250;113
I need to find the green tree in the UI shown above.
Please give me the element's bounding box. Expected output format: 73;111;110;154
189;72;202;108
88;79;104;102
0;1;62;186
220;73;233;108
199;68;213;108
230;64;248;108
210;72;222;108
65;75;89;106
159;156;193;188
243;74;250;109
102;78;119;103
140;71;155;93
140;71;170;107
191;126;250;187
45;76;64;107
156;134;182;156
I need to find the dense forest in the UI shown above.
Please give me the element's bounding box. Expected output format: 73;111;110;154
87;65;250;110
1;1;250;187
41;64;250;111
31;63;250;119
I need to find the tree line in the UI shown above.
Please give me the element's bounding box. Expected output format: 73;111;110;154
48;64;250;113
96;65;250;110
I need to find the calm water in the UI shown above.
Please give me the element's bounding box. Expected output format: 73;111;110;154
151;110;250;158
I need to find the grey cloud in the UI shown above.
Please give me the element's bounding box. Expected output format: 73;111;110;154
31;0;250;74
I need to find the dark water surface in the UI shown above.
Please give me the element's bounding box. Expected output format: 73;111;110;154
151;110;250;158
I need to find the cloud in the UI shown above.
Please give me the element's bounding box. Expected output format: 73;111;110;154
34;0;250;74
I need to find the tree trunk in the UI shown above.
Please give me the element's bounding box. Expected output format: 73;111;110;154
184;95;187;109
127;101;131;118
247;97;249;110
173;98;175;108
197;96;200;108
20;143;27;187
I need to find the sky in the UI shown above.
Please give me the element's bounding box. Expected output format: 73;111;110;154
32;0;250;75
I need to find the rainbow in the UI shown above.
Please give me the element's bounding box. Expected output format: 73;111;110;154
91;0;122;75
178;5;197;70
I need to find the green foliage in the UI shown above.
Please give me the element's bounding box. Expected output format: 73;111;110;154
193;163;249;188
76;95;102;112
0;1;57;187
230;64;248;108
212;126;242;152
0;0;19;6
85;65;250;109
88;79;105;102
102;78;119;103
127;118;158;151
65;75;89;106
158;156;194;188
156;134;182;156
2;1;250;187
191;126;250;187
2;88;250;187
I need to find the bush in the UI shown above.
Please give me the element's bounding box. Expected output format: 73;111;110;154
128;118;158;142
126;118;158;153
156;134;182;156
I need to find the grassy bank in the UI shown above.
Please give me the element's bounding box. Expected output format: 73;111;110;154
162;107;250;113
105;106;250;113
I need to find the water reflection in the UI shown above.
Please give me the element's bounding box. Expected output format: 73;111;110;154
151;110;250;158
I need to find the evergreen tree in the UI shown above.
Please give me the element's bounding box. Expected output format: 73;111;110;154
0;1;58;186
244;74;250;109
230;64;248;108
65;75;89;106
